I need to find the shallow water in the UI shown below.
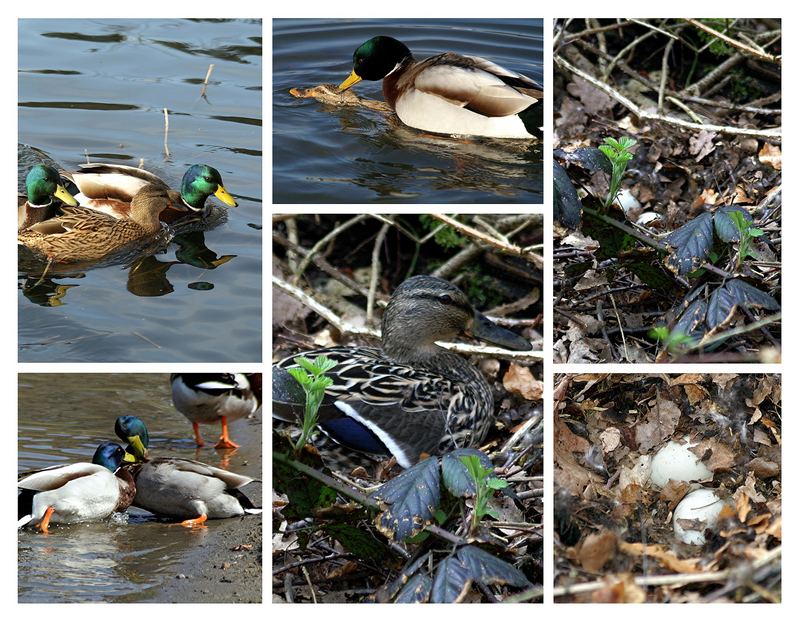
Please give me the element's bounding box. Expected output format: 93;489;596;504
273;18;544;203
18;19;262;362
18;373;262;603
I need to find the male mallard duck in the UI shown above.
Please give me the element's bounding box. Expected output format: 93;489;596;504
114;415;261;527
170;373;261;449
273;275;532;470
18;164;78;231
63;163;237;222
339;36;543;139
18;184;177;263
18;442;136;534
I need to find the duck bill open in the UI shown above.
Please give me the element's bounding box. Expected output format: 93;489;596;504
469;311;532;351
338;69;362;91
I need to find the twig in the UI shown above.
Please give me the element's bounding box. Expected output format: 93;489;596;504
429;214;544;269
162;108;170;159
684;19;781;65
684;312;781;354
555;55;781;141
367;223;390;325
554;545;781;596
658;37;677;114
292;215;370;284
273;552;355;576
301;566;317;603
200;63;215;99
682;53;743;97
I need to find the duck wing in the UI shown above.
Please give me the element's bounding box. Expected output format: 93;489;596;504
17;462;109;492
64;163;170;203
25;206;117;235
406;52;541;117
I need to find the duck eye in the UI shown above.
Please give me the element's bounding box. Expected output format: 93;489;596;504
437;294;455;305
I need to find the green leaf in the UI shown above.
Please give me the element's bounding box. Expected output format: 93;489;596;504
373;457;441;541
442;449;493;498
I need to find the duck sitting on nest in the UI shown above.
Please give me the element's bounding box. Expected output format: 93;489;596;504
273;275;533;471
338;36;543;139
18;184;178;263
63;163;237;223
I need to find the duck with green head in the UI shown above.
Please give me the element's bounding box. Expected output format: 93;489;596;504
18;164;78;231
273;275;533;471
18;442;136;534
339;36;543;139
63;162;237;223
18;184;181;263
114;415;261;528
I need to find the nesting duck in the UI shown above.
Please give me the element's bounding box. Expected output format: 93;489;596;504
273;275;532;470
339;36;543;139
18;164;78;231
64;162;237;222
170;373;261;449
115;415;261;527
18;442;136;534
18;184;176;263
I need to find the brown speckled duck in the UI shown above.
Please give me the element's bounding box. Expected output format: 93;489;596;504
18;184;177;263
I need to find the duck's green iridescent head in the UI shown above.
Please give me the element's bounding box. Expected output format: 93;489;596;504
92;442;127;472
180;164;237;211
25;164;78;207
339;36;412;90
114;415;150;462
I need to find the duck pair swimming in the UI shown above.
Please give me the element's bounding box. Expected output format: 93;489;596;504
337;36;543;139
18;163;237;264
17;416;259;533
273;275;532;471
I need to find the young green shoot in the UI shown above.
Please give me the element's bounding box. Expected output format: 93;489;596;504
727;210;764;269
459;454;509;534
287;355;337;454
599;136;637;210
649;326;695;355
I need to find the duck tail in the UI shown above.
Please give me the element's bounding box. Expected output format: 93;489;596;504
519;102;543;140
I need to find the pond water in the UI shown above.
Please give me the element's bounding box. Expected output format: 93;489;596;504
273;18;543;203
18;373;262;603
18;19;262;362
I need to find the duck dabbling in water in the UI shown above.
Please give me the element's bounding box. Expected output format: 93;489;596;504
273;275;533;470
338;36;543;139
18;442;136;534
114;415;261;528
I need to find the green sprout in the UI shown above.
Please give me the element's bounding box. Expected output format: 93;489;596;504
599;136;637;209
649;326;695;355
287;355;337;453
727;210;764;269
459;454;509;533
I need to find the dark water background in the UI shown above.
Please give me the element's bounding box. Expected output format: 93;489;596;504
273;18;543;203
18;19;262;362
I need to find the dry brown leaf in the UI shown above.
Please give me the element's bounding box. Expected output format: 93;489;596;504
590;575;646;603
502;363;543;401
635;394;682;452
578;529;617;573
692;439;735;472
758;142;782;170
618;541;702;573
689;130;717;161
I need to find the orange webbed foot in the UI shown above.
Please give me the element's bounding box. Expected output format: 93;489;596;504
38;506;55;535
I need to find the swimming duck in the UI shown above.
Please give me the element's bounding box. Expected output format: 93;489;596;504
18;184;177;263
114;415;261;527
63;162;237;222
170;373;261;449
339;36;543;139
273;275;532;470
18;164;78;231
18;442;136;534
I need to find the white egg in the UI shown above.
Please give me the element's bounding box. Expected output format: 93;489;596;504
649;440;713;488
673;488;727;545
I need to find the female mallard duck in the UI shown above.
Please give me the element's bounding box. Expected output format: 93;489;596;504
114;415;261;527
18;442;136;534
18;164;78;231
170;373;261;449
272;275;532;470
18;184;177;263
63;162;237;222
339;36;543;139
